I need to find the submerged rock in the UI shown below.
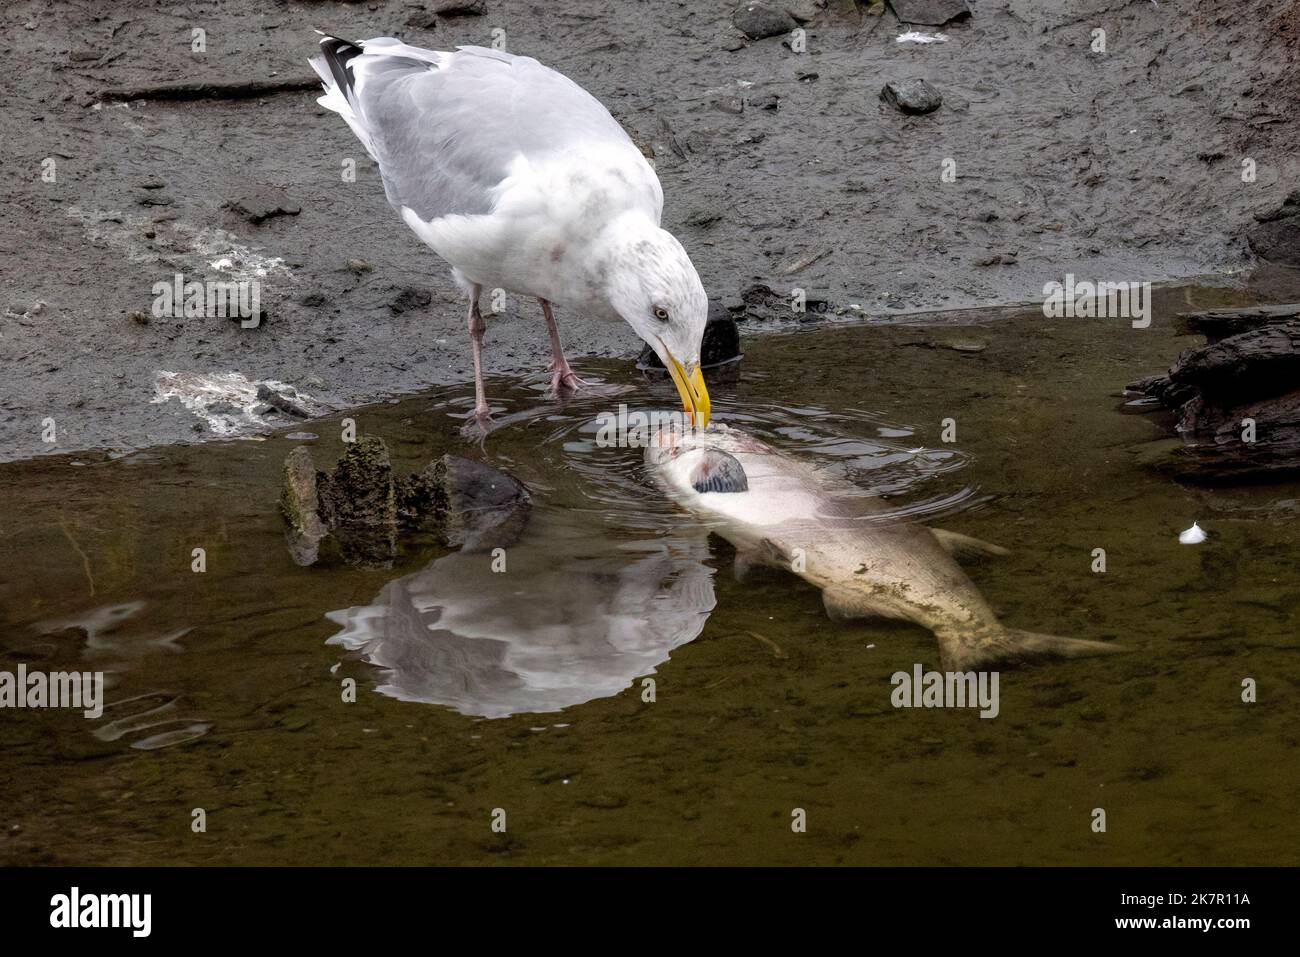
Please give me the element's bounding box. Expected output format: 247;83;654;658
281;447;328;566
418;454;531;551
316;438;398;565
1127;303;1300;482
316;438;397;529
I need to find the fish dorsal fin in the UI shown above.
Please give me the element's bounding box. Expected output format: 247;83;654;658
690;450;749;494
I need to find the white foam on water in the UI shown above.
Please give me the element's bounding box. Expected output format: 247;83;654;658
151;370;318;437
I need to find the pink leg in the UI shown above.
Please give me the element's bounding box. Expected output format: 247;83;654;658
540;298;586;395
467;285;492;425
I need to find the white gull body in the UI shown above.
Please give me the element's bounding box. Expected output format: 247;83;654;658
309;36;711;427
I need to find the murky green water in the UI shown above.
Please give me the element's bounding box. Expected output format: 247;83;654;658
2;284;1298;865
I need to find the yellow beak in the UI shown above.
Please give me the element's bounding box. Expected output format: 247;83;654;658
664;353;711;428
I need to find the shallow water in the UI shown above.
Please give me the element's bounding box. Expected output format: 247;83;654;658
2;283;1298;865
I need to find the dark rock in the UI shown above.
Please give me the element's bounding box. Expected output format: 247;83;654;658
636;302;743;381
412;454;531;551
701;308;743;371
881;79;943;115
390;287;433;314
1163;322;1300;404
316;438;398;564
256;384;310;418
733;2;797;40
751;93;780;111
1128;304;1300;482
886;0;971;27
1247;190;1300;267
136;193;173;206
226;189;301;225
1175;302;1300;343
405;12;439;30
396;462;441;529
736;281;833;320
317;438;396;528
784;0;825;23
431;0;486;15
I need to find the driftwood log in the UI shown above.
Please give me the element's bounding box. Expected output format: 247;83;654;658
1127;303;1300;483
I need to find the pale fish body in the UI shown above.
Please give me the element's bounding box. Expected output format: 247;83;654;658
647;423;1120;669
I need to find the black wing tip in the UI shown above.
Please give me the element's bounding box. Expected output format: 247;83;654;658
315;32;364;94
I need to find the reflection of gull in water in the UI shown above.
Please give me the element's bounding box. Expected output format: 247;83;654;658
326;513;715;718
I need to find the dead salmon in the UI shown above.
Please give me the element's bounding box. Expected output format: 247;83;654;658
646;423;1122;669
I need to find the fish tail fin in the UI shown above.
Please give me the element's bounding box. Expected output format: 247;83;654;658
929;528;1011;560
939;627;1124;671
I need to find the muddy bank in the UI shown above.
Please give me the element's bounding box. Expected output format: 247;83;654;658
2;0;1298;461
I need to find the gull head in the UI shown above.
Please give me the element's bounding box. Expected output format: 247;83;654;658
602;216;711;428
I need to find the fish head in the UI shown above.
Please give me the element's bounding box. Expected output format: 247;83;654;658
646;427;749;498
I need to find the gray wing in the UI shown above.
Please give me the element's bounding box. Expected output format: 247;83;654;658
313;40;650;222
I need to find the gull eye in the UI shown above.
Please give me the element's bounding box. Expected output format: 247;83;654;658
652;305;670;322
